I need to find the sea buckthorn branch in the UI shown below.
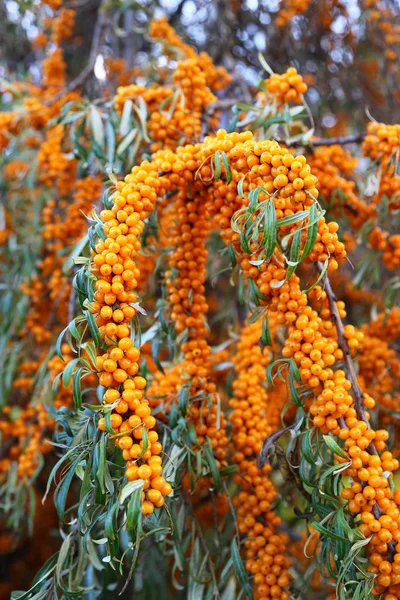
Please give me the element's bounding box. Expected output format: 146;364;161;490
318;265;400;552
2;8;400;599
90;166;172;516
309;133;366;147
0;0;111;524
277;271;400;596
316;261;375;431
229;318;292;600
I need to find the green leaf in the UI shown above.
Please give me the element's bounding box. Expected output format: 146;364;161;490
322;435;348;460
300;202;319;261
221;151;232;183
86;310;103;347
289;357;301;384
56;325;69;360
247;306;264;325
285;225;302;280
237;175;246;198
236;102;258;112
140;427;149;457
152;336;165;374
248;187;262;215
204;441;221;489
54;455;82;522
126;485;143;531
276;210;309;227
302;258;329;293
56;533;72;586
11;552;59;599
106;120;115;165
311;521;350;543
120;479;144;505
72;367;83;409
62;358;79;388
120;99;133;136
215;151;221;181
116;127;138;157
262;198;276;260
231;538;253;599
261;312;272;346
105;500;119;542
96;435;106;495
90;106;104;149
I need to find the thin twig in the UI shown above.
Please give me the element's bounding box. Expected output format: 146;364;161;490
45;0;108;106
310;133;366;146
201;96;366;147
317;263;378;456
221;479;240;541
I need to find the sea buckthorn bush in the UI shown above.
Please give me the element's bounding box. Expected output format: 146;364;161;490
1;1;400;599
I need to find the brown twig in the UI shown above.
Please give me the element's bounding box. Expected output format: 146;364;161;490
310;133;366;146
316;267;398;549
317;263;378;456
45;0;108;106
0;436;17;460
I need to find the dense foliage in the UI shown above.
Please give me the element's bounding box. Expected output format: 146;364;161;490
1;1;400;599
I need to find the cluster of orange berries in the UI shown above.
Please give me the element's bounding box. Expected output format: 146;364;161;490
115;19;230;153
33;32;49;49
0;404;53;481
3;159;29;184
105;59;144;87
150;131;331;325
114;85;172;118
307;218;346;270
363;122;400;163
358;327;400;420
91;163;172;515
364;1;400;61
0;112;19;151
167;195;227;459
42;48;66;88
230;320;291;600
149;16;196;58
279;275;400;596
10;178;101;470
123;131;333;592
265;67;308;105
37;124;77;195
308;145;375;229
366;307;400;343
41;0;62;9
369;227;400;270
149;16;230;91
52;8;75;44
275;0;311;27
147;163;228;462
383;236;400;270
320;143;358;176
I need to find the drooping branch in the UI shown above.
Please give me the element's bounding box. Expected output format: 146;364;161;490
317;264;368;422
317;263;378;456
310;133;366;146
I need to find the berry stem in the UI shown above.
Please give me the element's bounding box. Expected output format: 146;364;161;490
317;262;378;455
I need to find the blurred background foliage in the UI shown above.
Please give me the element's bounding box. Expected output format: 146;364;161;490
1;0;400;131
